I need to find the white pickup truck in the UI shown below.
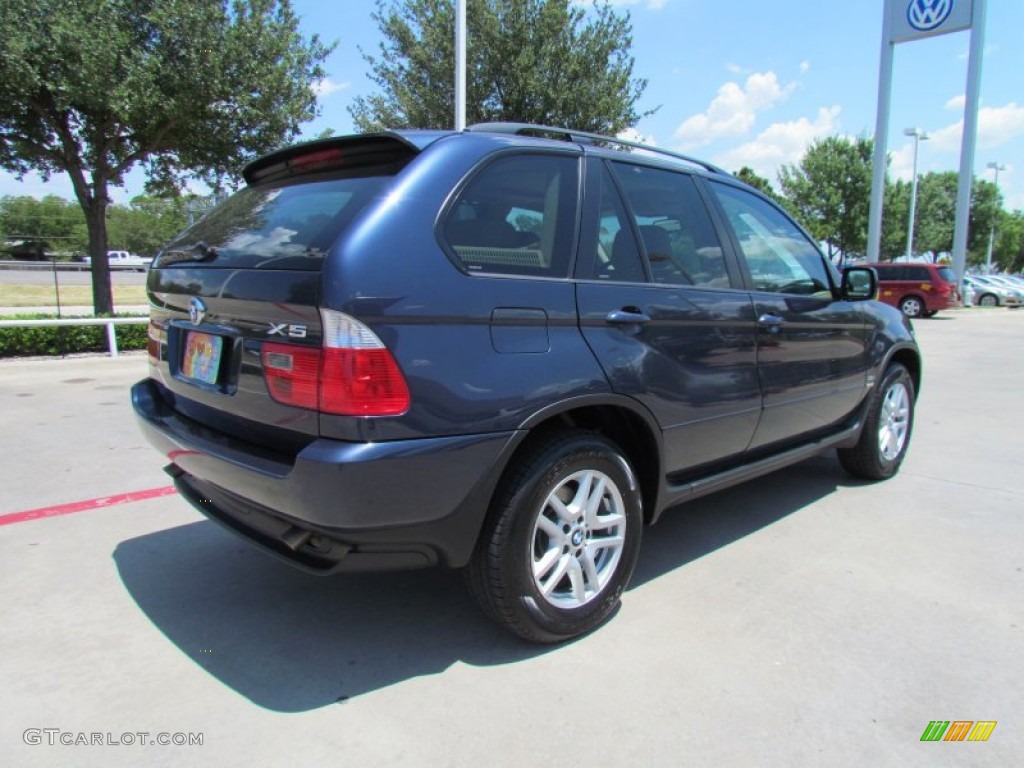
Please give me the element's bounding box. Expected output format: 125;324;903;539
82;250;153;270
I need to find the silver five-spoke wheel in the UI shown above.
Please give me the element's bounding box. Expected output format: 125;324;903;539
878;381;910;461
467;432;643;643
532;469;626;608
838;362;915;480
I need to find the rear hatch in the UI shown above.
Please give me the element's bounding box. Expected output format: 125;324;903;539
145;134;429;456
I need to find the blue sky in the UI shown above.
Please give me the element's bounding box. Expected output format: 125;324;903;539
3;0;1021;211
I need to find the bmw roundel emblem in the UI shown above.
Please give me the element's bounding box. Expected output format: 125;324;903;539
189;297;206;326
907;0;953;32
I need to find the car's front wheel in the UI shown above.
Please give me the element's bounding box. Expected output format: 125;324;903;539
467;431;643;643
838;363;915;480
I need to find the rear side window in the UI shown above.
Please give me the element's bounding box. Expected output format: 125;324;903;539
159;175;394;270
443;154;579;277
588;165;647;282
906;266;930;281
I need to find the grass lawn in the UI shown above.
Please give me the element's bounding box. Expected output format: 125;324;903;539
0;284;149;308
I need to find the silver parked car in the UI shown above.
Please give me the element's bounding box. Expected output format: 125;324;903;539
965;275;1022;308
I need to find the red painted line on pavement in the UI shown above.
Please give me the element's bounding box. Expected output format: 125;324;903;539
0;485;177;527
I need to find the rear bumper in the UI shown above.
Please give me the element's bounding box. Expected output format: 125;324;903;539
132;378;519;572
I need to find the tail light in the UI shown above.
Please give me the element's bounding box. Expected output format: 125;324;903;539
262;343;320;409
261;310;410;417
147;320;166;364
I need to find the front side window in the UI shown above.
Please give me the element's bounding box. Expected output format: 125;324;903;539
710;182;833;296
443;154;579;277
611;162;731;288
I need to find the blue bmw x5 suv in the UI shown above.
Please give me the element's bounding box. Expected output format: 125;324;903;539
132;123;920;642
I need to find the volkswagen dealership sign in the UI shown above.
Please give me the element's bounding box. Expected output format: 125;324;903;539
890;0;974;42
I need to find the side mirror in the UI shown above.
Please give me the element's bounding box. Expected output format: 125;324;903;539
842;266;877;301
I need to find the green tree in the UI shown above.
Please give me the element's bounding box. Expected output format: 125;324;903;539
734;166;782;203
107;196;190;257
912;172;1001;264
881;179;910;260
778;135;874;260
993;210;1024;272
0;0;332;313
352;0;653;133
0;195;86;255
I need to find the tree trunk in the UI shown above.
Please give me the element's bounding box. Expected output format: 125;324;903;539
65;164;114;315
85;194;113;315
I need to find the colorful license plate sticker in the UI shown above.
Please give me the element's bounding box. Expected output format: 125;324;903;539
183;331;223;385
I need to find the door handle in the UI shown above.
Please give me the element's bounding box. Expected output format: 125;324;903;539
606;308;651;325
757;313;785;334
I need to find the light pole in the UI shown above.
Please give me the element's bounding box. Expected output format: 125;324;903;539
904;128;929;260
984;161;1006;273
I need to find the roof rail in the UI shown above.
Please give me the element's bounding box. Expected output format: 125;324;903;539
466;122;732;177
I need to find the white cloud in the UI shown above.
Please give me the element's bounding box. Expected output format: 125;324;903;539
311;78;349;98
945;94;966;111
888;141;920;183
799;60;810;75
712;106;842;179
617;127;657;146
928;102;1024;151
673;71;797;149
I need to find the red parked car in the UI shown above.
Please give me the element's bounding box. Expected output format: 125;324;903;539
866;262;961;318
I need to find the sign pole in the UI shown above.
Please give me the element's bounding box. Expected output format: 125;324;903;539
950;0;987;284
868;0;979;266
867;10;895;262
455;0;467;131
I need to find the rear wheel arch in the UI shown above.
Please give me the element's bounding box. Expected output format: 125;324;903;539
512;401;662;524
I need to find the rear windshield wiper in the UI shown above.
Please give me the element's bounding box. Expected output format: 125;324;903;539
157;241;220;267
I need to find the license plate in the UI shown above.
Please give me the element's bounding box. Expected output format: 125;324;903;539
182;331;223;385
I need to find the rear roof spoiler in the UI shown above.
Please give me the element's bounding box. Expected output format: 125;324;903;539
243;132;434;186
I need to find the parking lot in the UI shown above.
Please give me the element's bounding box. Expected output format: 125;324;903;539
1;310;1021;766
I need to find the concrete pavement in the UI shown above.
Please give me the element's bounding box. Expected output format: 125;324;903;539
0;312;1021;766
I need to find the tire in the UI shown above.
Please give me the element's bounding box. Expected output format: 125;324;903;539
899;296;924;318
978;293;999;307
838;363;915;480
466;431;643;643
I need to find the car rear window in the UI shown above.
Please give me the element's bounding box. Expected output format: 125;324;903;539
156;175;396;270
936;266;956;283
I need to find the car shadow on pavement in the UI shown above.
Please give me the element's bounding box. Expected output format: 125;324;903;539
113;454;851;712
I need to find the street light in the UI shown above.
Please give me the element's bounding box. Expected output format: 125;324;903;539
904;128;929;260
984;161;1007;273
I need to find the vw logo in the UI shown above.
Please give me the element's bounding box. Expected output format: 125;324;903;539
907;0;954;32
189;297;206;326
